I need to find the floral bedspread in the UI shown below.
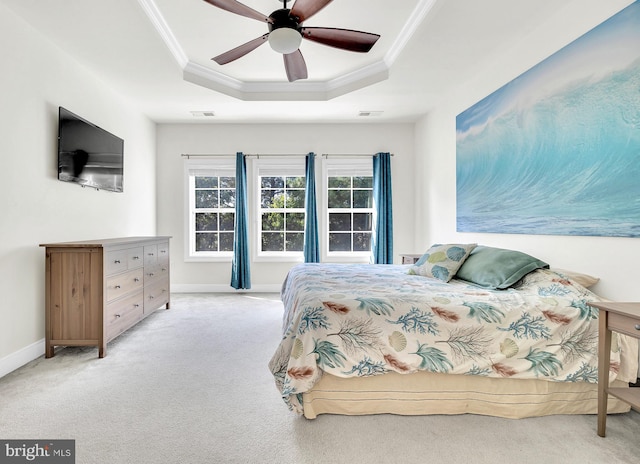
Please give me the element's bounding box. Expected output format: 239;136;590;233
268;263;633;413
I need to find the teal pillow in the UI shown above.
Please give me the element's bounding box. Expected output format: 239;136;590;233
455;246;549;289
408;243;477;282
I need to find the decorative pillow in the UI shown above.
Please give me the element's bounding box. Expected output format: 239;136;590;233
408;243;477;282
455;246;549;289
551;268;600;288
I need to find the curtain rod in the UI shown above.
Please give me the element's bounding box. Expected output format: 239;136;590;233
321;153;393;157
182;153;393;158
181;153;307;159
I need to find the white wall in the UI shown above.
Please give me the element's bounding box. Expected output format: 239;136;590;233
156;123;415;291
414;0;638;301
0;5;157;372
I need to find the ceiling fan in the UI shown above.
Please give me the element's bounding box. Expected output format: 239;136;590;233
203;0;381;82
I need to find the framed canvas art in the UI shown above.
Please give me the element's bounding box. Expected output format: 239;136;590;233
456;1;640;237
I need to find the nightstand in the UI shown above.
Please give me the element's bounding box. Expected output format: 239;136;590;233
587;301;640;437
400;254;423;264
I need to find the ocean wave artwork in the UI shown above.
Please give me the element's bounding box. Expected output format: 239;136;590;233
456;1;640;237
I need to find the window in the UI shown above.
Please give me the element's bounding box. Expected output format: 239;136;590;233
194;175;235;252
185;160;235;260
324;159;373;259
259;175;306;253
254;158;306;259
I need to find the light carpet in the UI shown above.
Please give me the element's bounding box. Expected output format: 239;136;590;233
1;293;639;464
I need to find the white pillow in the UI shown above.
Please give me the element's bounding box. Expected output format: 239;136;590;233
551;268;600;288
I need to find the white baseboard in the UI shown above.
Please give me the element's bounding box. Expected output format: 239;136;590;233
171;284;281;293
0;339;45;379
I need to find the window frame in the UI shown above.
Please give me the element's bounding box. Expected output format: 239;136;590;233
252;158;306;263
322;158;374;263
184;159;236;262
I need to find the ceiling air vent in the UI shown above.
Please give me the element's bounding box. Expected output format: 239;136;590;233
358;110;383;117
191;111;215;117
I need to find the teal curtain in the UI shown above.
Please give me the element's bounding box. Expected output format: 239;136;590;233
231;152;251;289
303;153;319;262
372;152;393;264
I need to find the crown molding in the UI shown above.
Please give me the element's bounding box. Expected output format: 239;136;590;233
138;0;436;101
386;0;437;66
137;0;188;68
183;59;389;101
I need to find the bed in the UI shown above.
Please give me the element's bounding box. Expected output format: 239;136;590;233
268;245;639;419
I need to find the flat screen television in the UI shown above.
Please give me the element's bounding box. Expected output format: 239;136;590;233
57;107;124;192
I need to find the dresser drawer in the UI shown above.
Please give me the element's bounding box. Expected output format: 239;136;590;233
105;250;128;275
127;247;144;269
144;280;169;314
106;291;144;340
144;263;169;285
157;242;169;265
144;244;158;267
106;268;144;302
608;312;640;338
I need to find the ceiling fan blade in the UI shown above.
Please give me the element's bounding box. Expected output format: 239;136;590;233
290;0;333;23
202;0;271;23
283;50;308;82
212;34;269;65
301;27;380;52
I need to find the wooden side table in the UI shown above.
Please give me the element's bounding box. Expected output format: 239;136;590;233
400;253;423;264
588;301;640;437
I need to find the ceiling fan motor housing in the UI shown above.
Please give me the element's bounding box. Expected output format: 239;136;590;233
268;9;302;33
268;8;303;54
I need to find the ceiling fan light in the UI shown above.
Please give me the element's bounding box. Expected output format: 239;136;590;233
268;28;302;54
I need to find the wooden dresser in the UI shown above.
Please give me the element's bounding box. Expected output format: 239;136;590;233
40;236;171;358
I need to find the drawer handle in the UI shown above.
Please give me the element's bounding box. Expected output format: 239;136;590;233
115;314;121;318
133;256;140;260
149;295;154;299
115;285;121;289
148;273;155;277
114;260;121;264
134;278;140;282
134;304;140;308
635;324;640;331
148;253;155;256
